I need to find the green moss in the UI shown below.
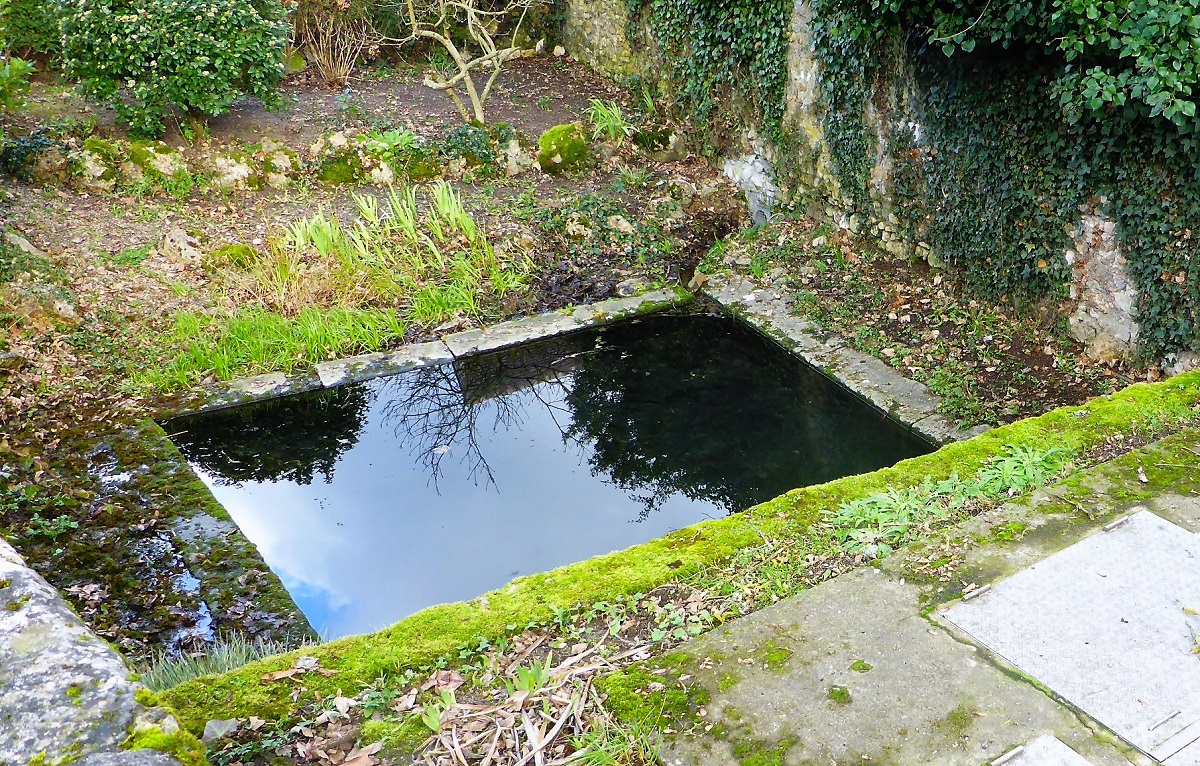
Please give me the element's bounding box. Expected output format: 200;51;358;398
850;659;873;673
318;152;365;185
122;728;208;766
936;703;976;738
537;123;592;174
7;593;30;611
827;685;852;704
736;738;795;766
136;687;162;707
203;244;258;274
163;372;1200;733
358;717;429;756
593;657;708;731
717;673;739;692
990;521;1028;542
283;46;307;74
66;685;83;705
0;578;11;589
752;640;793;671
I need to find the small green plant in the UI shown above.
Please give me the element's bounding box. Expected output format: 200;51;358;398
25;513;78;540
334;87;362;120
536;96;552;111
106;244;153;267
507;655;554;696
615;164;650;191
827;445;1073;558
649;603;712;642
419;689;456;732
0;55;34;111
587;99;635;146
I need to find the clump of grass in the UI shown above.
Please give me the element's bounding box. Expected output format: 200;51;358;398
587;99;635;146
139;306;407;389
139;632;317;691
144;182;533;389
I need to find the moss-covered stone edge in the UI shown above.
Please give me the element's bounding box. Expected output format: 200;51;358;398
160;371;1200;732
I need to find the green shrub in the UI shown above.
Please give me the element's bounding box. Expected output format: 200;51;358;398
6;0;58;57
0;54;32;111
60;0;288;137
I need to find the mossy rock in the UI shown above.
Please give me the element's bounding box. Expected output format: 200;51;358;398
125;140;188;181
318;151;366;185
210;149;264;191
260;139;300;189
283;45;308;75
537;122;592;174
203;243;259;274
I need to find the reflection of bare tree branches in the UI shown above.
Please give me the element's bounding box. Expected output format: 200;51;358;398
376;343;582;491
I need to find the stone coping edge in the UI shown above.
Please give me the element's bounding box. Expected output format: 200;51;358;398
703;274;988;445
165;288;692;419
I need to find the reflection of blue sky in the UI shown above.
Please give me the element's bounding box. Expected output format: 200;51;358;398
195;378;723;640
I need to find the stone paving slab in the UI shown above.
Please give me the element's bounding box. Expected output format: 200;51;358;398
941;510;1200;764
704;274;987;444
658;567;1138;766
999;735;1100;765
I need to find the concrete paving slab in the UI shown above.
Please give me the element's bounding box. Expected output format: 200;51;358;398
997;734;1100;765
658;567;1137;766
941;511;1200;763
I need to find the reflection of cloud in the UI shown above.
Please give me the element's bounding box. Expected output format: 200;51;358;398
194;472;352;637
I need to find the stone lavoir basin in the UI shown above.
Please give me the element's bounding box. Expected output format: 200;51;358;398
164;313;931;639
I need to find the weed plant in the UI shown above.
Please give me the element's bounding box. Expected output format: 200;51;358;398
828;445;1071;557
587;99;635;146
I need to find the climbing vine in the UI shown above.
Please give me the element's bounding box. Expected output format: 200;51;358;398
807;1;1200;362
624;0;791;143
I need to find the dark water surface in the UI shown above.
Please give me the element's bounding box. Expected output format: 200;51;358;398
166;314;931;638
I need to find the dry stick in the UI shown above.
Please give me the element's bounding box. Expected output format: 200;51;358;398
481;727;502;766
513;695;579;766
450;726;470;766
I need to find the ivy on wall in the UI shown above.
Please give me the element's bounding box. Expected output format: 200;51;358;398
807;1;1200;361
623;0;791;144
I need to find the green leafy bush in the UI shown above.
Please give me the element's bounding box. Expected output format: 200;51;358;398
60;0;288;137
5;0;59;57
0;54;32;110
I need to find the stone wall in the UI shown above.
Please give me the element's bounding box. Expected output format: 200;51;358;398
558;0;1149;362
0;537;189;766
561;0;644;79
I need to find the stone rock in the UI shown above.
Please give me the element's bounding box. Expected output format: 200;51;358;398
615;277;648;297
649;132;687;163
30;144;71;185
202;718;241;744
0;537;175;764
537;122;592;174
0;350;27;372
502;138;536;177
159;228;202;263
553;45;566;56
77;751;183;766
607;215;635;234
1167;351;1200;377
260;139;299;189
124;141;187;182
5;231;45;258
210;152;259;191
76;137;126;192
1066;211;1139;361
